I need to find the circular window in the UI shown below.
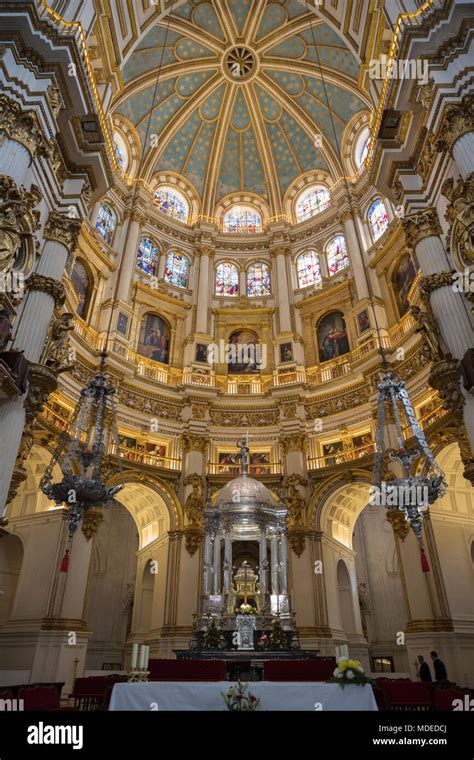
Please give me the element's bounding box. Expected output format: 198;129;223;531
224;46;257;82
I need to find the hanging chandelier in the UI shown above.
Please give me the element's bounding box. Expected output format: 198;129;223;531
40;351;124;536
372;371;446;541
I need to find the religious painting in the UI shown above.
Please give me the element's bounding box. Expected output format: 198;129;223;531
195;343;209;363
117;312;129;336
227;328;262;374
418;398;441;427
357;309;370;335
352;432;374;457
137;313;171;365
322;440;343;465
249;452;270;475
70;259;91;319
394;253;416;316
119;435;137;450
279;342;293;364
218;451;240;473
317;311;350;362
145;442;166;457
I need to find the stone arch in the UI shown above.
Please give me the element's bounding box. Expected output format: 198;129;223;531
109;473;183;545
308;472;372;546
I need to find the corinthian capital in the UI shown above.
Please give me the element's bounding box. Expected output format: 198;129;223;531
44;211;81;253
435;94;474;154
402;207;442;249
0;95;50;159
26;273;65;308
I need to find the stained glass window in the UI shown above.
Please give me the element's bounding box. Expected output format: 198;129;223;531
95;202;116;245
326;235;349;276
164;251;189;289
137;237;159;276
215;262;239;296
368;199;389;241
359;137;370;167
154;188;189;224
297;250;322;289
113;132;128;172
223;206;262;234
247;262;271;297
295;187;330;223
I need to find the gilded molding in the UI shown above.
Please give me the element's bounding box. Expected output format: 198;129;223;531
386;508;410;541
280;433;308;454
0;95;50;159
442;173;474;265
26;273;65;309
81;507;104;541
24;363;58;425
181;433;208;454
44;211;81;253
0;176;42;274
419;270;457;300
402;207;442;248
435;93;474;154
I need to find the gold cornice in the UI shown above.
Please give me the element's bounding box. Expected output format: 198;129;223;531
133;280;193;309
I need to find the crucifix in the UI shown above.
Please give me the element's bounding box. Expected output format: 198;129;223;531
238;433;250;474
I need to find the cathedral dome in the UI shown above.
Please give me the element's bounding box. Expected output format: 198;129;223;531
215;474;277;509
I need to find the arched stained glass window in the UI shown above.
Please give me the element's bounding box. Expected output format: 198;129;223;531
247;262;271;297
164;251;189;289
368;199;389;241
137;237;159;276
326;235;349;276
113;132;128;171
223;206;262;234
359;138;369;167
295;187;330;223
297;250;322;289
215;262;239;296
154;187;189;224
95;202;116;245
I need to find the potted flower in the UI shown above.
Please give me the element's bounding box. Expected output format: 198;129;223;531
328;658;372;688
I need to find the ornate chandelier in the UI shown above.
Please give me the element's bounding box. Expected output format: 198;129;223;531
372;371;446;541
40;351;124;536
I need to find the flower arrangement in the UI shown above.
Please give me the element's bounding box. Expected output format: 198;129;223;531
221;681;260;711
328;658;371;688
236;602;257;615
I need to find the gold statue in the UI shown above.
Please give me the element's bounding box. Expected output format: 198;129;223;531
184;476;205;526
410;305;444;361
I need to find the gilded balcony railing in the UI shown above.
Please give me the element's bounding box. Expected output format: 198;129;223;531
308;442;377;470
207;462;282;476
108;443;181;470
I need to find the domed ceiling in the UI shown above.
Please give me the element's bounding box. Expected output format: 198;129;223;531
112;0;372;216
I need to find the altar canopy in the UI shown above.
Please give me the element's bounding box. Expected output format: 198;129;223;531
198;439;293;640
109;681;378;711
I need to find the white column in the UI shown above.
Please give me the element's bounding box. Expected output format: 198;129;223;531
0;138;31;185
259;528;268;593
212;531;221;595
116;214;141;302
416;236;473;360
223;529;232;593
279;530;288;595
452;132;474;179
0;400;26;513
158;254;166;280
195;247;210;334
274;248;292;332
343;213;369;300
270;532;279;595
239;268;246;297
14;240;68;361
203;530;212;595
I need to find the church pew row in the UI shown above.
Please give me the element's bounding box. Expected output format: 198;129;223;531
374;680;472;711
69;675;128;710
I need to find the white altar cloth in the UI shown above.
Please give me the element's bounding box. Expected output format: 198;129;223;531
109;681;377;711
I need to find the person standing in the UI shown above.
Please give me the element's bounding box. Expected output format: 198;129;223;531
417;655;432;682
430;651;448;682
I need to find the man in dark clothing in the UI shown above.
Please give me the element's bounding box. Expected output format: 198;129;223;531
430;651;448;682
417;655;432;682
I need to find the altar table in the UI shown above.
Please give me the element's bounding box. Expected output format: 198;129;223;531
108;681;377;711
